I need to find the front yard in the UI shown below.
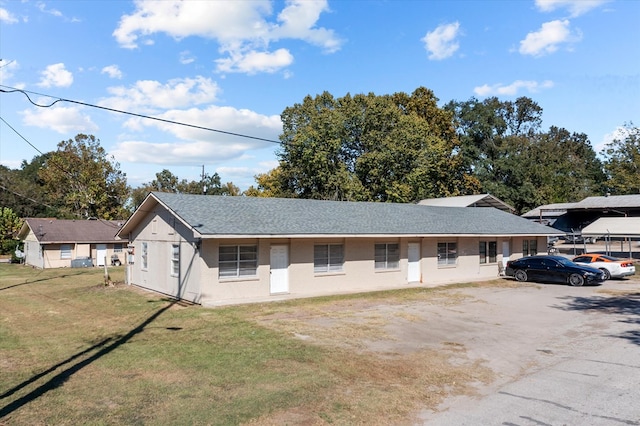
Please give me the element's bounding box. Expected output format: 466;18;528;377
0;263;499;425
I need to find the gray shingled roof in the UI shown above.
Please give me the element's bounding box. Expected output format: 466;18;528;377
521;202;576;218
129;192;559;237
571;194;640;210
19;218;124;243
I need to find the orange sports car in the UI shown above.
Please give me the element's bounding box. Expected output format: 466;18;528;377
572;254;636;280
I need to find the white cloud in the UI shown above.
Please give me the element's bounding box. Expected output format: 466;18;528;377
519;19;581;56
179;50;195;65
422;22;461;60
101;64;123;79
474;80;554;96
0;7;18;23
112;105;282;165
112;0;342;74
37;63;74;88
215;48;294;74
270;0;342;53
99;76;220;112
595;125;633;153
535;0;609;17
21;105;98;134
36;2;63;17
0;59;19;84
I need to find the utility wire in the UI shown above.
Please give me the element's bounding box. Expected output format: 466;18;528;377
0;116;49;158
0;85;282;145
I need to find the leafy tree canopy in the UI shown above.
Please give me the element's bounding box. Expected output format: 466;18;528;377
277;87;480;202
601;123;640;195
446;97;606;213
129;169;240;211
38;134;130;219
0;206;23;256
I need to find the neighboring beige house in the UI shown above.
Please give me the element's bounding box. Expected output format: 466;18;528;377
116;192;560;307
18;218;126;269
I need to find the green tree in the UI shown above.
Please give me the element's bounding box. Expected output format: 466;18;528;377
244;167;289;197
277;88;478;202
446;97;605;213
38;134;130;219
129;169;239;211
0;207;23;257
601;123;640;194
0;155;59;218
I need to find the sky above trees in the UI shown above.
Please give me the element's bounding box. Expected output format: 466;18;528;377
1;0;638;190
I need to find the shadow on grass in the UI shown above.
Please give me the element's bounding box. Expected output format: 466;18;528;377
0;270;94;292
0;300;176;418
555;292;640;346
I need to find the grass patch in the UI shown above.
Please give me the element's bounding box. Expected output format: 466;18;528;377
0;264;498;425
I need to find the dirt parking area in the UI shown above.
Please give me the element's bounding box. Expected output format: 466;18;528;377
254;275;640;422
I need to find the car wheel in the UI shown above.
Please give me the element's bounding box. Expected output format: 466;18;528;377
569;273;585;287
514;270;528;282
599;268;611;280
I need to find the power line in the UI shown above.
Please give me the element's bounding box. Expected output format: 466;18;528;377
0;85;282;145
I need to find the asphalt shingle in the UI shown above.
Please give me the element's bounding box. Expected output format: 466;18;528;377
150;192;558;237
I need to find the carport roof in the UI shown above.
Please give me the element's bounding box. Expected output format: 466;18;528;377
581;217;640;237
418;193;515;212
118;192;560;238
571;194;640;210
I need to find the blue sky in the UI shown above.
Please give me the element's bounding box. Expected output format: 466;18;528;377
1;0;638;191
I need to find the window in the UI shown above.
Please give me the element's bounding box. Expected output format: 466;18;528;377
314;244;344;273
479;241;497;264
114;243;123;253
60;244;72;259
141;242;148;270
219;245;258;278
523;239;538;256
438;242;457;266
375;243;399;270
171;244;179;276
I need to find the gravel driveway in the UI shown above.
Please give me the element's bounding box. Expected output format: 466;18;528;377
414;277;640;425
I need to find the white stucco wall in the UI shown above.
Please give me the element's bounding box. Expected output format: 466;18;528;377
124;204;547;306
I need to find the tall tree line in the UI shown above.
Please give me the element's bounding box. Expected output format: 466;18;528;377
1;88;638;228
248;89;636;214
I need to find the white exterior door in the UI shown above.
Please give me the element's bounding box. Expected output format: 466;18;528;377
408;243;421;282
502;241;510;268
96;244;107;266
270;245;289;294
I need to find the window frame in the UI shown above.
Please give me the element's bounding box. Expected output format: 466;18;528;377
523;239;538;256
374;243;400;270
60;244;72;260
314;244;344;274
437;242;458;267
479;241;498;264
141;242;148;270
219;245;258;279
170;244;180;277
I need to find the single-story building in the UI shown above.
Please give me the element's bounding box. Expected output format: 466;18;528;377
18;218;126;269
116;192;560;306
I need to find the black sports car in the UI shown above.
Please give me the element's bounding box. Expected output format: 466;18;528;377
505;255;605;286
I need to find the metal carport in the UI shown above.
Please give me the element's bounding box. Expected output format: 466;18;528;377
581;217;640;258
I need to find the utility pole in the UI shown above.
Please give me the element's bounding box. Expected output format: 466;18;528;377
201;165;206;195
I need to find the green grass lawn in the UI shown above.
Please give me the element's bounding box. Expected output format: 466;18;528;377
0;264;495;425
